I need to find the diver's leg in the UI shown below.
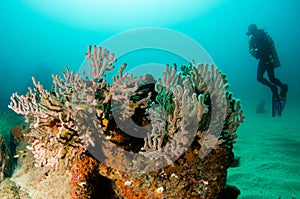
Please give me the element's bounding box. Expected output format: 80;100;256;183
266;65;288;97
267;65;283;87
257;60;273;86
257;60;278;97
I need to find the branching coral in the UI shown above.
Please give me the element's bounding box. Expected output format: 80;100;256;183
8;45;119;169
9;69;82;168
8;45;244;199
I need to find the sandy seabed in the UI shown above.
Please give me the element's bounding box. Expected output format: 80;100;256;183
228;101;300;199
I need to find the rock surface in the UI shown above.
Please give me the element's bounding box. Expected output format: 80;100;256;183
0;135;12;183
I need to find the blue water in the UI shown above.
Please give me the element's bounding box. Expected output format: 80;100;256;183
1;0;299;109
0;0;300;197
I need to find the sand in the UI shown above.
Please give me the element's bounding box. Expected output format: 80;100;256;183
227;102;300;198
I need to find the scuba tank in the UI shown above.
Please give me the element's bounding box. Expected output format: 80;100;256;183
248;29;281;68
266;34;281;68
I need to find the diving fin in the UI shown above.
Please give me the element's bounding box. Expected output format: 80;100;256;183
280;97;286;112
279;84;288;113
272;97;281;117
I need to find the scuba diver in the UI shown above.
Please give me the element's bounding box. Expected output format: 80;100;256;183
247;23;288;116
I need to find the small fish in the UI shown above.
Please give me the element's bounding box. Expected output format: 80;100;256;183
13;154;19;158
102;118;109;126
26;145;33;150
74;104;90;110
77;182;86;187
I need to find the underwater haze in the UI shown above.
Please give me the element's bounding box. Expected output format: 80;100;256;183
1;0;300;198
1;0;300;107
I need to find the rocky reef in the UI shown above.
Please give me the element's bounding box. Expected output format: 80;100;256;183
7;45;244;198
0;135;12;183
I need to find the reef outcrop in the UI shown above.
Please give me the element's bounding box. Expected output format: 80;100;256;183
8;45;244;198
0;135;12;183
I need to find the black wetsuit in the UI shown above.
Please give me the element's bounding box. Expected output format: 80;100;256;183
249;29;285;98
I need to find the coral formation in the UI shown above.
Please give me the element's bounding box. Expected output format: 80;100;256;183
70;154;117;199
8;45;244;198
10;126;24;142
0;135;12;183
0;178;30;199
